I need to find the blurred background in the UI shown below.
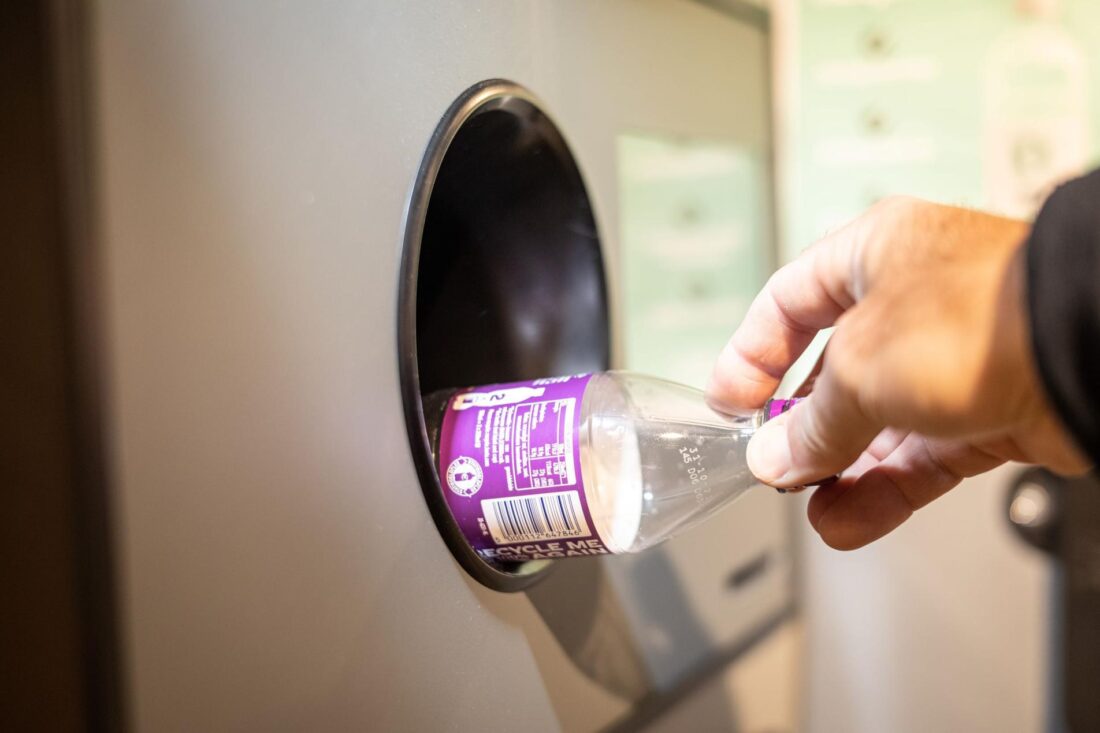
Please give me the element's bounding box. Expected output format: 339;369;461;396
775;1;1093;732
4;0;1097;731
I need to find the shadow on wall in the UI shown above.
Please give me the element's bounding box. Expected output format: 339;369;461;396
527;552;743;732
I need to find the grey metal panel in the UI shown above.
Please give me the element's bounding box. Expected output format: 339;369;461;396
536;1;789;693
92;1;780;730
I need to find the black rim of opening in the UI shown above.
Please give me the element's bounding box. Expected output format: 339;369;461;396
397;79;608;593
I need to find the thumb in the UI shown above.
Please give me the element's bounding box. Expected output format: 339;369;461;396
748;368;882;487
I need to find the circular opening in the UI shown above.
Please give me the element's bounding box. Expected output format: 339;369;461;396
398;80;610;592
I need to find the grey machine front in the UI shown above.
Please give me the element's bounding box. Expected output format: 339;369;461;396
11;1;791;731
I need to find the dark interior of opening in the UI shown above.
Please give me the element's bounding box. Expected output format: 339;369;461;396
400;86;610;592
416;104;609;395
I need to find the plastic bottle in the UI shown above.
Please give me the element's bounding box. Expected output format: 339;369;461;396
425;371;801;564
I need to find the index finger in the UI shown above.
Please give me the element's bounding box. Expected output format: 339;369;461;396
706;224;863;412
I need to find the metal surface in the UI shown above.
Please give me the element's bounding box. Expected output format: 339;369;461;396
1004;468;1100;731
90;2;781;729
1006;467;1065;554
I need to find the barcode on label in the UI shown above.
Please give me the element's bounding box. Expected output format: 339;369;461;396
482;490;592;545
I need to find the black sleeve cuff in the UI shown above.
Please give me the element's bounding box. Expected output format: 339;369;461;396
1026;169;1100;465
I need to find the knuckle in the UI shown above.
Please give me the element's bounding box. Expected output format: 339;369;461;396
766;259;801;291
708;350;740;392
824;317;869;386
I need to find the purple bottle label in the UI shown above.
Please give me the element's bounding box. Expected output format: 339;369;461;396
438;374;609;564
764;398;800;422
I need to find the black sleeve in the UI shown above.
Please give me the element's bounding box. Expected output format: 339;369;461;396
1026;169;1100;465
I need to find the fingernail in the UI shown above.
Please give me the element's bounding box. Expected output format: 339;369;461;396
747;419;792;484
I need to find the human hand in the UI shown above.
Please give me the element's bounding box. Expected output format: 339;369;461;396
707;197;1090;550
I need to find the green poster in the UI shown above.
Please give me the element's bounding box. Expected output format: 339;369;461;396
617;133;769;388
790;0;1099;259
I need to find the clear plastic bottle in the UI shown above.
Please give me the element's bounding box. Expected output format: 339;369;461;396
427;371;797;564
577;371;777;555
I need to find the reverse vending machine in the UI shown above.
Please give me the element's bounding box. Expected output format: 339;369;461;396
9;1;790;730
